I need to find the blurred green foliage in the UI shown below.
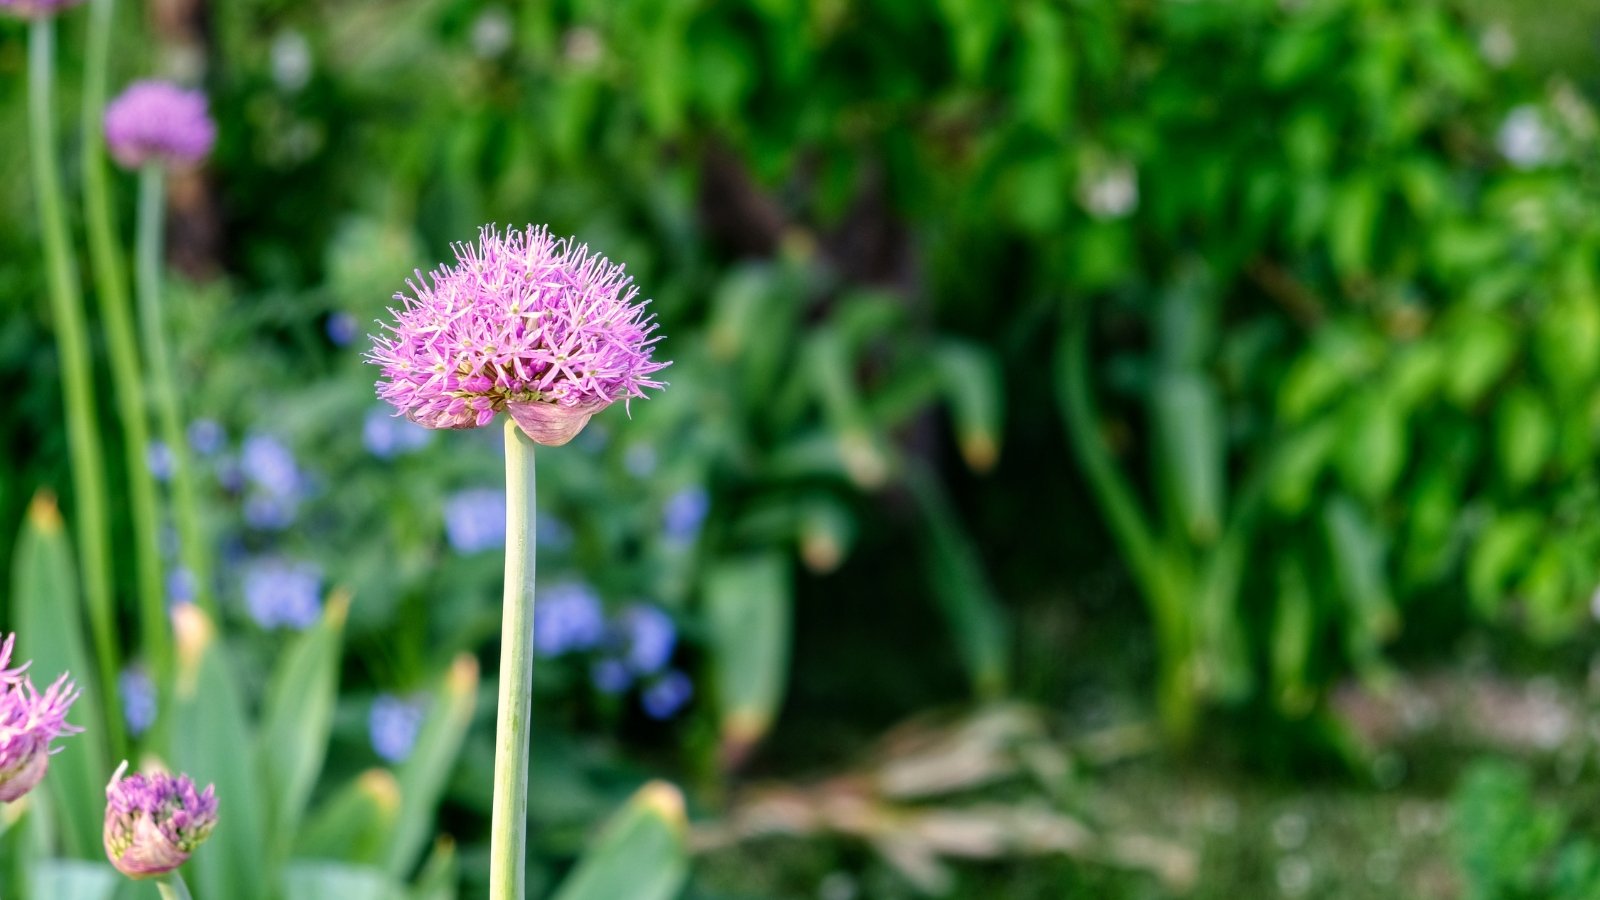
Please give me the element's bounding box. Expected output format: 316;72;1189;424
4;0;1600;894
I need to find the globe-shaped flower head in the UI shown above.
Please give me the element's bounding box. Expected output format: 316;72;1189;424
104;762;218;879
104;81;217;170
369;225;668;445
0;671;81;803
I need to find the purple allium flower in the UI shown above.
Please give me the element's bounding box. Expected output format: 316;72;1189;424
241;557;321;630
103;81;216;170
617;604;676;675
0;0;83;18
662;487;710;543
119;667;157;737
103;762;218;879
0;673;82;802
326;311;359;347
590;657;632;695
0;634;28;687
241;433;300;497
533;581;606;657
145;440;174;482
368;225;668;443
369;694;426;764
443;487;506;553
187;419;225;456
363;406;435;459
641;670;693;720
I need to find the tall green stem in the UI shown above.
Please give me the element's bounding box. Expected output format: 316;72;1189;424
488;418;538;900
29;15;124;751
83;0;171;686
135;166;213;619
156;872;193;900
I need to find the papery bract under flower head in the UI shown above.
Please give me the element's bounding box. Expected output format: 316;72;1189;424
0;673;81;803
104;761;218;879
368;225;668;443
104;80;217;170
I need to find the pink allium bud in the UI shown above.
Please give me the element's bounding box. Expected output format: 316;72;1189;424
0;0;84;18
368;225;668;444
104;761;218;879
0;673;82;803
104;80;217;170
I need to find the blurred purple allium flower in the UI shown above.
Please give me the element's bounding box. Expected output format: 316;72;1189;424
103;81;216;170
145;440;174;482
363;407;435;459
369;694;426;764
443;487;506;553
590;657;632;695
242;557;321;630
617;604;676;675
119;667;157;737
641;670;693;720
662;487;710;542
103;761;217;879
325;311;359;346
533;581;605;657
0;0;83;18
241;433;300;497
0;673;82;802
187;419;225;456
368;225;668;443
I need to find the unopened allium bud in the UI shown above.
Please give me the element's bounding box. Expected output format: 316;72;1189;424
104;761;218;879
0;673;82;802
368;225;668;444
104;80;217;170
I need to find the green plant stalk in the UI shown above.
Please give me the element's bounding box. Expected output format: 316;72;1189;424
136;165;213;619
488;418;538;900
83;0;171;686
1056;318;1196;744
156;872;193;900
28;15;124;751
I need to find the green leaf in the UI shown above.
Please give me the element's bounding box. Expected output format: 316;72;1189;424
1323;496;1398;645
1335;392;1407;502
1152;370;1226;543
907;468;1010;699
28;859;117;900
1444;316;1517;406
283;862;407;900
705;553;792;764
10;493;110;860
171;604;268;900
1468;512;1543;618
550;782;690;900
1272;561;1316;717
259;591;351;864
411;837;459;900
384;655;479;879
1329;176;1380;278
297;770;401;865
933;340;1004;473
1496;387;1554;488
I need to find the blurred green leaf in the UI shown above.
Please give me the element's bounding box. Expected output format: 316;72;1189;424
10;493;109;860
171;605;268;900
28;859;117;900
933;340;1004;473
260;591;351;865
1152;370;1226;543
1496;387;1554;488
297;770;401;866
550;781;689;900
283;862;406;900
705;553;792;764
384;655;478;879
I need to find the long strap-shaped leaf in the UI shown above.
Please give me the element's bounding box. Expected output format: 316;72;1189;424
550;781;689;900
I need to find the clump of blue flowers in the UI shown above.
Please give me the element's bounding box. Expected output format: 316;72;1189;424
369;693;427;764
242;557;322;629
444;487;508;553
534;587;693;720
